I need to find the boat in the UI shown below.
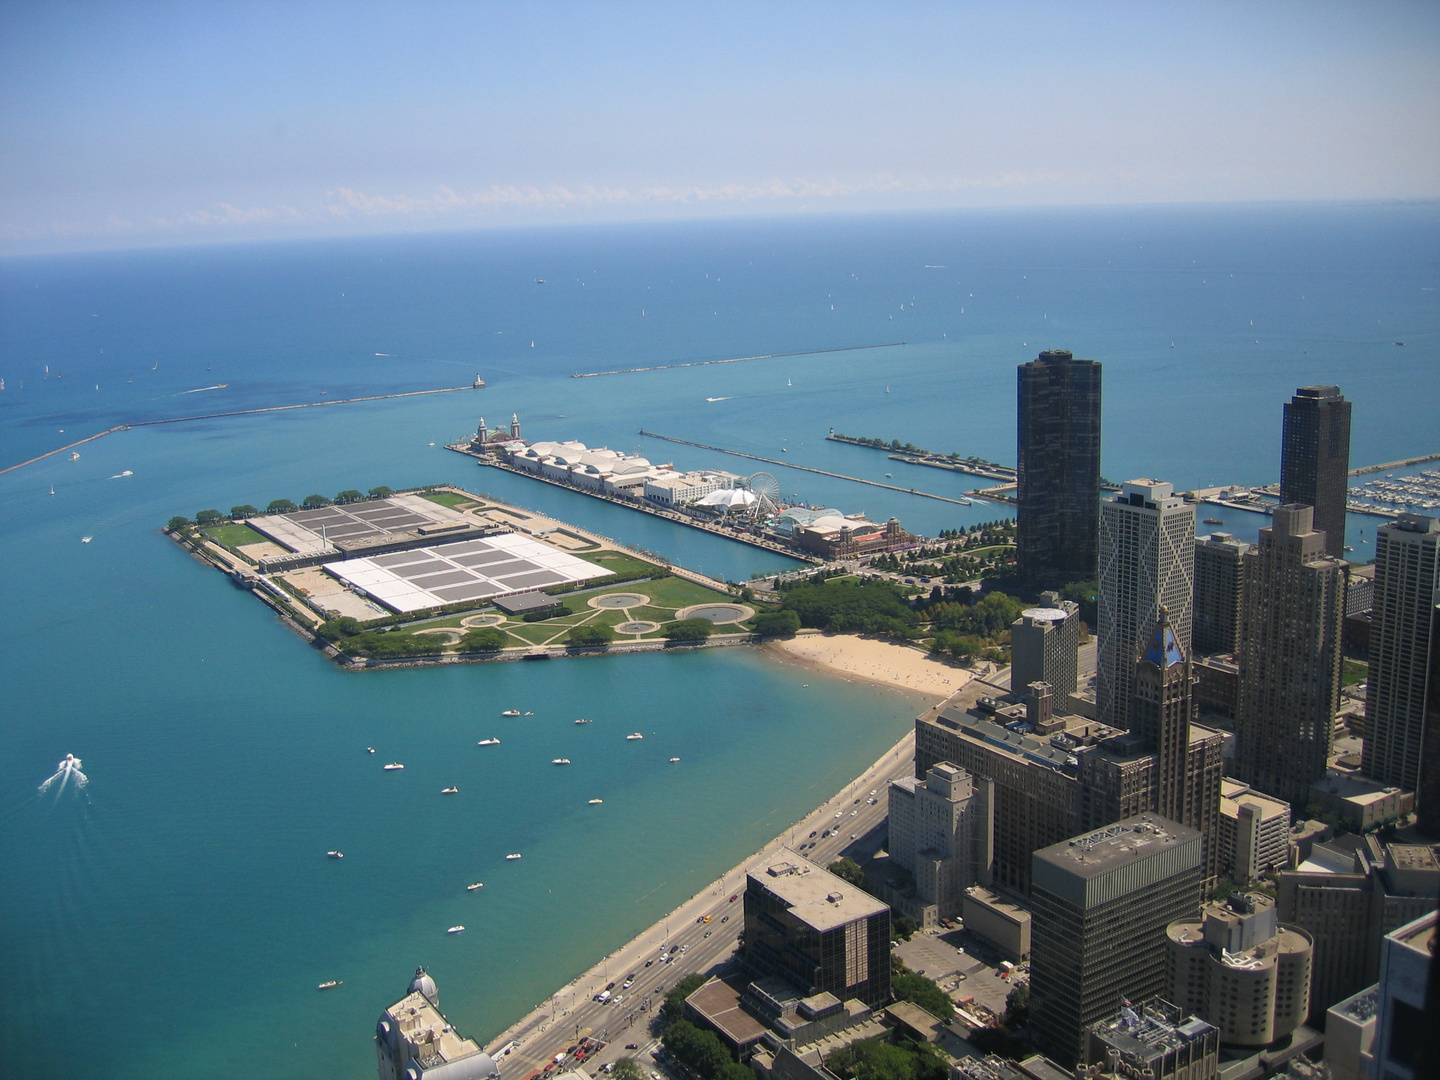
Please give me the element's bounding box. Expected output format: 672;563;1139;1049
787;379;792;387
383;762;405;771
551;758;571;765
81;536;92;544
505;853;522;860
626;733;644;741
885;387;890;393
574;718;591;725
1203;518;1225;525
441;786;459;794
536;279;546;284
466;882;484;891
1396;341;1405;346
70;452;80;460
49;485;54;495
885;473;892;478
669;757;680;763
318;980;343;990
327;851;344;859
477;738;501;746
1344;545;1355;552
588;798;604;805
501;709;521;717
447;926;465;934
366;747;375;753
523;711;534;716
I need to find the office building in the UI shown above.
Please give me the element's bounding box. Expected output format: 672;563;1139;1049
742;849;891;1008
1016;350;1102;589
1098;480;1196;728
1362;514;1440;801
1369;910;1436;1080
1276;835;1440;1021
1233;505;1348;808
1130;611;1200;832
1345;563;1375;617
1193;533;1249;655
1010;600;1081;698
1165;891;1313;1048
1029;815;1203;1066
1082;998;1219;1080
1324;985;1378;1080
886;762;993;924
1217;780;1291;884
376;968;499;1080
962;887;1032;962
1279;386;1351;560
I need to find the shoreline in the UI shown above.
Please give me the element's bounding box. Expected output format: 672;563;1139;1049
481;725;919;1069
762;631;975;702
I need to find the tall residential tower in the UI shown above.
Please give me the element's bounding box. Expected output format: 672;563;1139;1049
1280;386;1351;560
1017;350;1102;589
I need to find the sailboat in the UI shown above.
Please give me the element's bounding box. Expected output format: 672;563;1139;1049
786;378;792;387
49;485;55;495
884;387;891;394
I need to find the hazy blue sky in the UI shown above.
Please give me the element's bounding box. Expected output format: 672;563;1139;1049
2;1;1437;253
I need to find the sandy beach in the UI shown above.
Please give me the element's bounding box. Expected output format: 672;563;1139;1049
763;632;974;701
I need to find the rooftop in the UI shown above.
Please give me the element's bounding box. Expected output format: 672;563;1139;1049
1035;815;1201;879
1387;910;1438;958
685;977;770;1048
1220;780;1290;821
1089;998;1216;1063
750;849;888;933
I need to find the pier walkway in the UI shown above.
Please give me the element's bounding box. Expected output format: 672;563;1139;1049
570;341;903;379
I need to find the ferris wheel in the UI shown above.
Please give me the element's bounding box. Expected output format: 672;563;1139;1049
746;472;783;514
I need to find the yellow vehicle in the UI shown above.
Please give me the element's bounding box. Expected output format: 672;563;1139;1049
701;915;714;924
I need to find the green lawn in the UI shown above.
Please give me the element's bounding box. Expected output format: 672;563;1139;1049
579;550;663;577
202;522;269;549
420;490;479;509
1343;659;1368;686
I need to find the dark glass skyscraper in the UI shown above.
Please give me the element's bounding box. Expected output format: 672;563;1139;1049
1017;350;1102;588
1280;386;1351;560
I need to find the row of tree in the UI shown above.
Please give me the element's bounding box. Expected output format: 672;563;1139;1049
169;487;399;529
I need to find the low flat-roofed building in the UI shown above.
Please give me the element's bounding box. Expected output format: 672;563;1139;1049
1323;984;1378;1080
1218;779;1292;884
376;967;498;1080
1082;997;1219;1080
743;849;891;1008
1306;771;1411;832
644;470;744;508
684;975;773;1060
881;1001;944;1043
493;590;566;617
962;886;1032;961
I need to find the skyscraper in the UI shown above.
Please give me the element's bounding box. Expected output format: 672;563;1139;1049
1193;532;1250;655
1280;386;1351;560
1098;480;1196;728
1233;505;1348;808
1016;350;1102;589
1362;513;1440;799
1010;599;1081;698
1131;612;1198;832
887;761;994;923
1029;814;1203;1066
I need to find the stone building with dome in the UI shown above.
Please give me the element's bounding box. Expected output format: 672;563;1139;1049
376;967;500;1080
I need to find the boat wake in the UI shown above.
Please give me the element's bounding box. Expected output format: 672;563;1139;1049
39;754;88;795
705;397;732;402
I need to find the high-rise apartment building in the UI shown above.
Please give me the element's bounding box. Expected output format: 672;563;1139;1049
1362;514;1440;801
1233;505;1348;807
1098;480;1196;728
887;762;993;923
1370;910;1437;1080
1166;891;1313;1048
1029;814;1203;1066
1280;386;1351;560
376;968;499;1080
1016;350;1102;589
1010;600;1081;698
1193;532;1249;655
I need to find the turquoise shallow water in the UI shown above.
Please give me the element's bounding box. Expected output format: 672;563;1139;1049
1;204;1437;1078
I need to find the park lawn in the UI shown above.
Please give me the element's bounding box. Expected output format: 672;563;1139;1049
1343;659;1368;686
420;490;480;509
203;522;269;548
614;576;731;610
503;622;582;645
578;550;664;578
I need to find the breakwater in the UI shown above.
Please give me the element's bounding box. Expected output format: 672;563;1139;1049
637;430;980;506
1350;452;1440;476
0;385;476;475
825;433;1015;481
570;341;904;378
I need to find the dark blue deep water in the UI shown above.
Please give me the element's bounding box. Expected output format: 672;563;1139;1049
1;204;1436;1078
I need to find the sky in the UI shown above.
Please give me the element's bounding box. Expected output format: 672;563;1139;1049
2;1;1437;255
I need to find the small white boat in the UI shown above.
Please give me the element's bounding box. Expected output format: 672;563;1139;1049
81;536;92;544
466;882;484;891
383;762;405;771
501;709;521;717
478;738;501;746
505;853;522;861
552;758;571;765
669;757;680;763
574;718;591;724
626;733;644;741
49;485;54;495
787;379;792;386
70;452;81;460
318;980;343;990
441;786;459;794
447;925;465;934
523;711;534;716
366;747;375;753
588;798;604;805
327;851;344;859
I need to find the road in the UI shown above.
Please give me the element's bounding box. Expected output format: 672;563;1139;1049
488;733;920;1080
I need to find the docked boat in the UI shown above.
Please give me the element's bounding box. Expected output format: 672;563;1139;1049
326;851;344;859
505;853;522;860
1203;518;1225;525
466;882;484;891
383;762;405;771
588;798;604;805
501;709;521;717
478;738;501;746
626;733;644;741
552;758;571;765
447;926;465;934
318;980;343;990
441;786;459;794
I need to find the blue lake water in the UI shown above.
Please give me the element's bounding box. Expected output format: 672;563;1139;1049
1;203;1437;1078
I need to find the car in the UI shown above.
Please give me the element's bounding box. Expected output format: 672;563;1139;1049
850;834;858;840
645;959;654;967
655;985;664;992
721;915;729;923
602;1065;615;1074
626;1044;639;1051
729;894;738;902
606;982;616;990
612;996;625;1006
701;915;713;924
808;831;817;838
622;980;634;989
680;944;689;952
703;930;711;938
834;812;843;818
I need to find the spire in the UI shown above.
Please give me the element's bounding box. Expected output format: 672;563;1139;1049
476;416;488;443
1142;607;1186;668
510;413;521;438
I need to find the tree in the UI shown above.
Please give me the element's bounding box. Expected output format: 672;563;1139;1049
664;619;714;642
828;857;866;888
195;509;223;524
662;1019;734;1080
1003;983;1030;1027
267;498;296;512
566;624;615;647
335;489;364;504
891;968;955;1022
752;610;801;638
892;914;919;941
612;1061;644;1080
462;627;508;652
318;617;363;641
780;579;918;634
302;494;332;507
230;504;259;518
368;486;393;498
662;973;708;1028
825;1037;948;1080
167;516;191;532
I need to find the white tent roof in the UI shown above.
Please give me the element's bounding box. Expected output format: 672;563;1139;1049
698;488;758;508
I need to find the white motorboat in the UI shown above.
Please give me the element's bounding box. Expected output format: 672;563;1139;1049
588;798;603;805
318;980;342;990
501;709;521;717
447;926;465;934
574;718;591;724
466;882;484;891
478;738;501;746
441;786;459;794
366;747;375;753
669;757;680;763
552;758;571;765
383;762;404;771
505;853;522;861
326;851;344;859
626;733;644;741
